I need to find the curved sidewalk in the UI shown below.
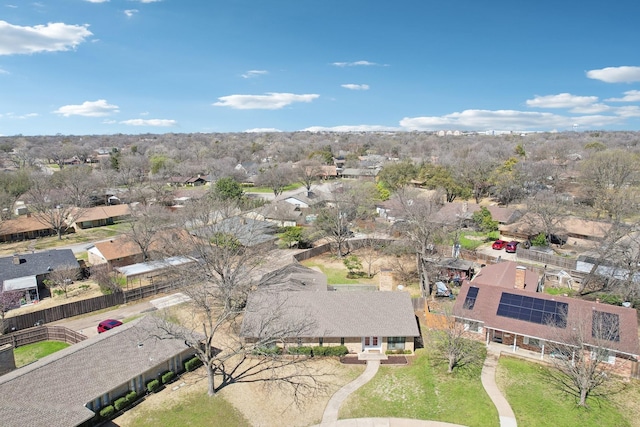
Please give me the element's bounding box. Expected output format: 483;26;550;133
321;360;381;424
481;350;517;427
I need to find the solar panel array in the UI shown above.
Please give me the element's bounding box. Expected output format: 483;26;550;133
497;292;568;328
463;286;479;310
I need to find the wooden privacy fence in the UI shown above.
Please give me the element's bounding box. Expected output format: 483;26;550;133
4;277;185;332
0;325;87;349
4;293;124;332
515;247;577;270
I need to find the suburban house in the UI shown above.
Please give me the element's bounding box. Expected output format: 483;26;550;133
167;175;209;187
453;261;640;377
499;214;612;247
340;168;380;181
88;228;192;270
247;201;303;227
192;216;279;250
0;316;198;427
0;214;57;243
70;204;131;230
279;189;332;210
0;249;79;306
430;201;521;227
241;290;420;356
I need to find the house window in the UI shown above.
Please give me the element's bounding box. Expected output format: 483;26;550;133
319;337;323;347
340;337;345;346
464;322;481;333
372;337;378;346
387;337;406;351
591;349;616;365
523;337;541;347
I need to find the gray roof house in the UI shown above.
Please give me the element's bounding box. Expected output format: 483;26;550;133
0;249;79;303
0;316;197;427
241;290;420;355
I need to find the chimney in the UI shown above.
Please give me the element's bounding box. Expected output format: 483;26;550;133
514;266;527;290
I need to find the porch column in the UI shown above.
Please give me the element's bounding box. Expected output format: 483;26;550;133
541;343;545;360
512;334;517;352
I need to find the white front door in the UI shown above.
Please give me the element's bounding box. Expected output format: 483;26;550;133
362;336;382;352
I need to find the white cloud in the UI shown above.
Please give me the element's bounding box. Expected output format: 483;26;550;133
304;124;399;132
2;112;38;119
341;83;369;91
526;93;599;109
53;100;119;117
0;67;8;74
135;0;162;3
243;128;282;133
399;109;623;131
586;66;640;83
569;103;611;114
120;118;177;127
332;60;379;67
613;106;640;118
241;70;268;79
124;9;138;17
213;92;319;110
85;0;109;3
606;90;640;102
0;21;92;55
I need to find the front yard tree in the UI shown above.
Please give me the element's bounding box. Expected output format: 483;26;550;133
296;159;323;192
545;309;621;407
125;204;171;262
432;310;484;373
214;177;244;201
256;163;294;197
156;198;325;399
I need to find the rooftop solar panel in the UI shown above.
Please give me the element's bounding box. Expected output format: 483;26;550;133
463;286;479;310
497;292;568;328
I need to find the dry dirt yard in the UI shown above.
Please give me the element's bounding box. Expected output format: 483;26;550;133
114;358;365;427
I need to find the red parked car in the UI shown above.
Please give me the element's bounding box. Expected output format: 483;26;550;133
97;319;123;333
505;241;519;253
492;239;507;250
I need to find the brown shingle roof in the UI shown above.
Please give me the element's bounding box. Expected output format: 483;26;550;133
74;204;131;223
471;261;539;290
453;281;639;356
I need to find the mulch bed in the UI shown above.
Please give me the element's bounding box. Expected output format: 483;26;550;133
340;355;408;365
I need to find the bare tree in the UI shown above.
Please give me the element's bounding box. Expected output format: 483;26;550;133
394;187;447;297
154;198;327;399
525;191;569;246
431;308;484;373
256;163;295;197
545;307;622;407
295;159;323;192
124;204;172;262
43;264;80;298
26;173;87;239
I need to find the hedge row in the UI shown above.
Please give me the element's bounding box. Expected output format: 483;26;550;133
100;390;138;419
185;356;203;372
287;345;348;357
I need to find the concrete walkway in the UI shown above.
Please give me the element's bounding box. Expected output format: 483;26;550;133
481;349;517;427
321;360;381;424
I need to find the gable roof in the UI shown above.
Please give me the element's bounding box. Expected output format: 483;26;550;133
255;263;328;292
0;214;53;235
241;290;419;339
73;204;131;223
90;228;192;262
499;214;612;240
471;261;539;290
0;249;78;284
453;281;639;357
0;316;194;427
431;202;520;225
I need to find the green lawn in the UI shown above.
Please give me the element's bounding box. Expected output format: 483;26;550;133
300;259;378;285
13;341;70;367
497;356;631;427
340;349;498;427
125;391;250;427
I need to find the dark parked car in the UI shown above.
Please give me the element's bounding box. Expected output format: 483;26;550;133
505;241;519;253
97;319;123;333
492;239;507;250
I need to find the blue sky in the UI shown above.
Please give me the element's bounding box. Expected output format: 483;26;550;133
1;0;640;136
